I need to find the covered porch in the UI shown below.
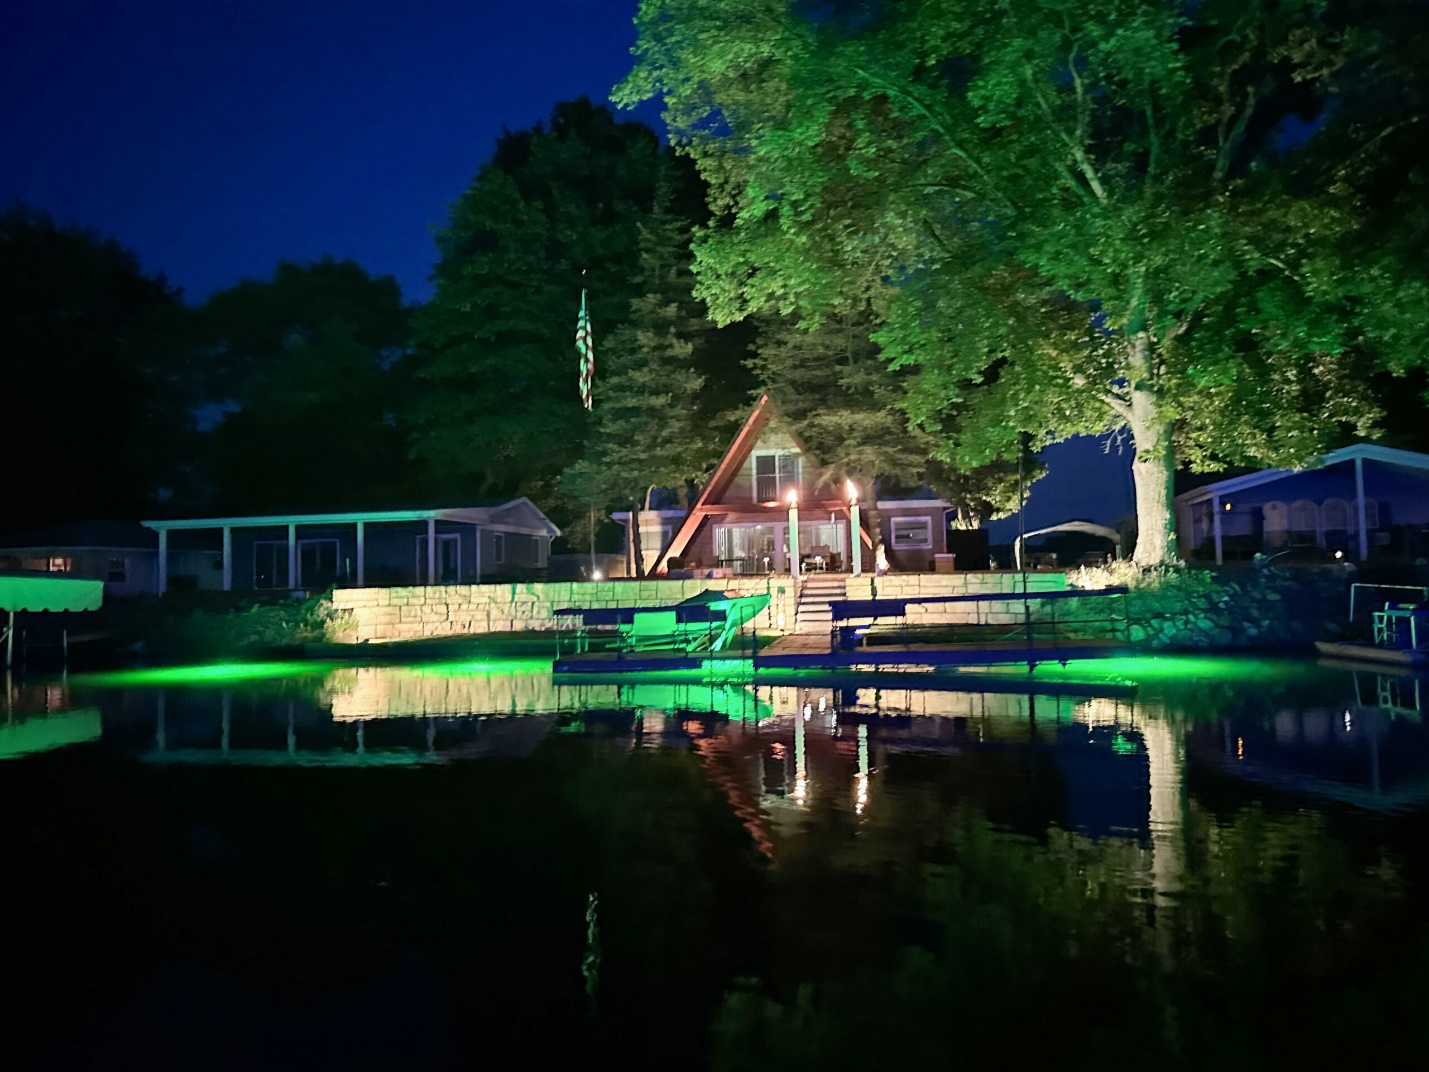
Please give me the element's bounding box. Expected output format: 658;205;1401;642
141;502;559;595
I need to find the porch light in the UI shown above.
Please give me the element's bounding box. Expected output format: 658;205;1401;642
786;489;798;505
845;479;858;504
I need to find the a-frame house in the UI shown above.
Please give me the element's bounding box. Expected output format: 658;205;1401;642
638;395;950;576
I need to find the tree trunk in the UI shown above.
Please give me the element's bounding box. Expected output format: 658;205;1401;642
630;501;645;578
1127;373;1178;566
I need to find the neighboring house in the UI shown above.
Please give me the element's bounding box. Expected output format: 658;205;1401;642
0;521;213;598
618;395;950;576
140;500;561;594
1174;443;1429;564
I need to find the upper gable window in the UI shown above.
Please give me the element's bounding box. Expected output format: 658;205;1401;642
754;452;801;502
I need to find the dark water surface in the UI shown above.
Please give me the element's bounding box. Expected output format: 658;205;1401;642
4;656;1429;1069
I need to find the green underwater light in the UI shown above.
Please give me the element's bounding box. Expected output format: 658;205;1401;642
75;661;343;687
76;655;551;689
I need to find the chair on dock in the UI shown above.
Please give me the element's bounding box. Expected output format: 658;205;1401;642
1373;603;1429;650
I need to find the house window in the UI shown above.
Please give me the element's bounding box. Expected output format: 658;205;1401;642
47;556;72;573
890;517;933;550
1290;500;1319;544
754;452;801;502
1321;499;1351;547
106;557;128;583
1262;501;1289;549
414;533;461;583
254;541;290;589
299;539;340;589
493;532;505;565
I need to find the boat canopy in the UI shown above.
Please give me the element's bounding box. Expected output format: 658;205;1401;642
0;571;105;613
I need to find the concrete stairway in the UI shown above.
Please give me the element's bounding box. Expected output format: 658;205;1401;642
795;573;849;634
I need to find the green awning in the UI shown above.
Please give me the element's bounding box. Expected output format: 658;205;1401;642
0;572;105;613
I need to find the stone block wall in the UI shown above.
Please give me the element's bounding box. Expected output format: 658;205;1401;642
331;577;798;644
840;572;1068;626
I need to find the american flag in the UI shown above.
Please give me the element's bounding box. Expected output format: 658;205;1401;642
576;288;593;410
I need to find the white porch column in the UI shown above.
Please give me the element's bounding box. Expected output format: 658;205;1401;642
1211;494;1224;566
426;518;436;585
1355;456;1370;562
787;494;801;580
850;500;863;577
156;528;169;595
355;521;366;586
287;524;297;589
221;526;232;591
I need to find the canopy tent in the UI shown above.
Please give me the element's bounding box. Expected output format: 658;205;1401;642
1013;522;1122;570
1;571;105;669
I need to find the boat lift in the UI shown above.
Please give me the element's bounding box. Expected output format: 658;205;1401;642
554;590;771;659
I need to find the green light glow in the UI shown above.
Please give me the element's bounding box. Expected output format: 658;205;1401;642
1002;654;1318;686
1111;732;1139;755
76;655;549;689
76;661;343;687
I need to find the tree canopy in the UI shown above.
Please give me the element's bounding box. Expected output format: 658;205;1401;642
0;206;187;530
410;98;677;508
618;0;1429;564
560;189;746;520
187;258;418;515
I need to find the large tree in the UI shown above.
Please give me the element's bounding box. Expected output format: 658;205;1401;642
411;98;673;507
748;310;1030;529
0;207;187;530
188;258;417;514
617;0;1429;564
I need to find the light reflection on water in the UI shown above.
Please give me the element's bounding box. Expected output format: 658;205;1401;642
4;657;1429;1066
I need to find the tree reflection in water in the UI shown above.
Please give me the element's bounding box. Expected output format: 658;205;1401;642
707;684;1429;1069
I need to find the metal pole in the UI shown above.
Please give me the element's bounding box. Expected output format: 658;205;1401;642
589;505;597;578
1355;456;1370;562
1212;494;1224;566
4;610;13;670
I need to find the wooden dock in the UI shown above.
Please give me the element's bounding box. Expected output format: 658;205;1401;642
552;634;1127;675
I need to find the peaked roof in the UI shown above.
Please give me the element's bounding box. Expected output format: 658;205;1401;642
658;395;873;570
1175;443;1429;506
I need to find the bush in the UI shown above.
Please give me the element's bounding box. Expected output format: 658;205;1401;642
100;590;341;665
1069;562;1351;650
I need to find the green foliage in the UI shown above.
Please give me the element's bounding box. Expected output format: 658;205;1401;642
618;0;1429;562
0;206;188;529
102;591;337;664
188;258;418;514
410;99;671;503
748;309;1033;523
1071;559;1352;648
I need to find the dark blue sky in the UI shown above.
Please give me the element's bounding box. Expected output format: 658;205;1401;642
1;0;652;304
2;0;1132;528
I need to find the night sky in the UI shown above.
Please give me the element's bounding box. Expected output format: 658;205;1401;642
1;0;656;304
2;0;1131;529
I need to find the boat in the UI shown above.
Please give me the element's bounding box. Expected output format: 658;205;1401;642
1315;596;1429;668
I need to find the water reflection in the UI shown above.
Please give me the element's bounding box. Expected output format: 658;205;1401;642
5;659;1429;1066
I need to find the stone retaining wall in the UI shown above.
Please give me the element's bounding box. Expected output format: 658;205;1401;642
842;572;1069;625
331;572;1065;643
331;578;799;643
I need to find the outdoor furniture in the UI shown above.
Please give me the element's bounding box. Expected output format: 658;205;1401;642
1373;603;1429;650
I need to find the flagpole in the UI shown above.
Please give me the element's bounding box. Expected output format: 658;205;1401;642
589;505;597;579
576;270;597;579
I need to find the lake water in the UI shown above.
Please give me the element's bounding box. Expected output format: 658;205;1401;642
5;655;1429;1068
